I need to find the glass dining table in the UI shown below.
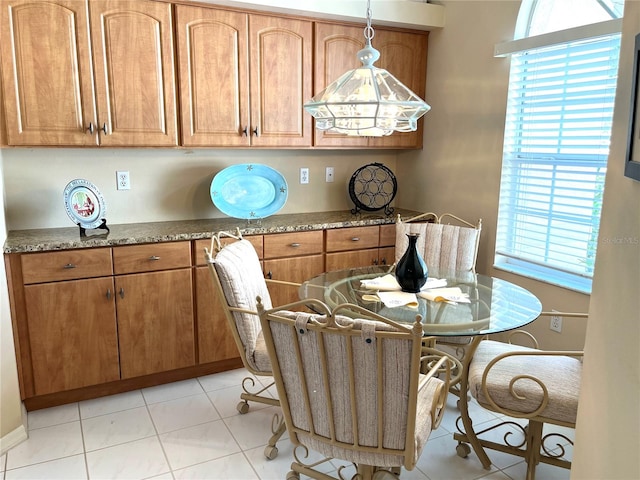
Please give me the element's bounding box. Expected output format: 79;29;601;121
299;265;543;470
299;265;542;338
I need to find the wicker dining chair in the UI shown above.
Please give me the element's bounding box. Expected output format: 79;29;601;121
205;230;294;459
257;297;451;480
395;212;482;396
454;318;585;480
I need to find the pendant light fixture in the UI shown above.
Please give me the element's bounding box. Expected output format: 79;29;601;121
303;0;431;137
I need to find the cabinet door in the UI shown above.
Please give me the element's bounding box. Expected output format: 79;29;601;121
194;266;240;364
0;0;97;146
264;254;324;307
369;29;428;149
248;15;312;147
89;0;177;146
175;5;250;147
24;277;119;395
116;269;195;378
313;22;368;148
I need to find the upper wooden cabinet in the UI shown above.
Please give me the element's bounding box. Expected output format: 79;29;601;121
175;5;313;147
0;0;178;146
0;1;97;146
313;22;428;149
1;2;425;148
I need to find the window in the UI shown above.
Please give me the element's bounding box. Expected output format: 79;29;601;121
494;0;623;293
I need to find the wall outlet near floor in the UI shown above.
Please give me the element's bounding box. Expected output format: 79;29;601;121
300;167;309;184
550;313;563;333
116;171;131;190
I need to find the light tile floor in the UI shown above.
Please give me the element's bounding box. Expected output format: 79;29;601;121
0;368;572;480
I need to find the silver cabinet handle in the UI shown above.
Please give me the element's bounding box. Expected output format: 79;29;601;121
106;289;112;300
119;288;125;299
149;255;161;261
63;263;76;269
101;123;108;134
290;243;301;248
252;126;259;137
351;237;360;242
86;123;94;134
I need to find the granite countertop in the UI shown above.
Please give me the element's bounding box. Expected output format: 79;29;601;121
4;209;421;254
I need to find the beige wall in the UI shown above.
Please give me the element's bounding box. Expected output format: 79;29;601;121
2;149;398;230
0;149;26;449
572;1;640;477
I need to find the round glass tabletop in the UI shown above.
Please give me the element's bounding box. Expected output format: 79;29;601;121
299;266;542;336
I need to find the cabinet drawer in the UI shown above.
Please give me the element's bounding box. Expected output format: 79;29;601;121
113;242;191;274
326;226;380;252
21;248;113;284
193;235;263;266
379;224;396;247
263;231;323;258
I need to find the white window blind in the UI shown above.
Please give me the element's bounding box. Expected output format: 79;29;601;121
495;33;620;292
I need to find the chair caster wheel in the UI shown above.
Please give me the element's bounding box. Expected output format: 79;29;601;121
456;443;471;458
264;445;278;460
237;401;250;414
286;471;299;480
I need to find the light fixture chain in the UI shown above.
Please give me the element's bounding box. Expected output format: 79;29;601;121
364;0;374;42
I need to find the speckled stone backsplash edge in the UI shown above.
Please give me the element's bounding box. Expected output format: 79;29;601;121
4;209;421;254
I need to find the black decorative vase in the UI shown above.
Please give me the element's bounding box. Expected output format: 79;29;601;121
395;234;428;293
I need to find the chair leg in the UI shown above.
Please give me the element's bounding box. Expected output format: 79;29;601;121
525;421;543;480
264;414;287;460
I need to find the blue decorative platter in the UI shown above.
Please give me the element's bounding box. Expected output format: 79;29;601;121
210;164;288;220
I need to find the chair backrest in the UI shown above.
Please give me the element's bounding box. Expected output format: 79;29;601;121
258;301;448;470
205;234;272;373
395;212;482;274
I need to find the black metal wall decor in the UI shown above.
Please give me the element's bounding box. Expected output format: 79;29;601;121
348;163;397;215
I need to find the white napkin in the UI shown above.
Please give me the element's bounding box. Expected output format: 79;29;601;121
360;275;447;291
418;287;470;304
376;291;419;309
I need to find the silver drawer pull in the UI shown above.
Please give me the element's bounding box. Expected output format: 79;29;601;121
351;237;360;242
149;255;161;261
106;289;112;300
63;263;76;269
290;243;301;248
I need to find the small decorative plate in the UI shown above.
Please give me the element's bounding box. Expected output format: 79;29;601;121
348;163;397;215
210;164;288;220
63;179;107;229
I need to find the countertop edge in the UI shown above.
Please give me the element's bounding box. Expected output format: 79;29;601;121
4;209;420;254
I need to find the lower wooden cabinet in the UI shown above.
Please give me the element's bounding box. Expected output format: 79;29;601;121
263;231;324;307
325;225;396;270
194;266;239;364
24;277;120;396
116;269;195;378
6;224;402;408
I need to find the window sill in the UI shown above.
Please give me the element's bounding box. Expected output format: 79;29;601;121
493;261;592;295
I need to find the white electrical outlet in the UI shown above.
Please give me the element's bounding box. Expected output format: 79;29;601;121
116;171;131;190
550;313;562;333
326;167;335;182
300;167;309;184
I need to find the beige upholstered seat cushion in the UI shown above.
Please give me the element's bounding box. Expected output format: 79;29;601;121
214;239;273;372
468;340;581;424
269;311;445;468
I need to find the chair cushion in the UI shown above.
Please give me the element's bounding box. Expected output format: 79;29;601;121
468;340;581;424
214;239;272;372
